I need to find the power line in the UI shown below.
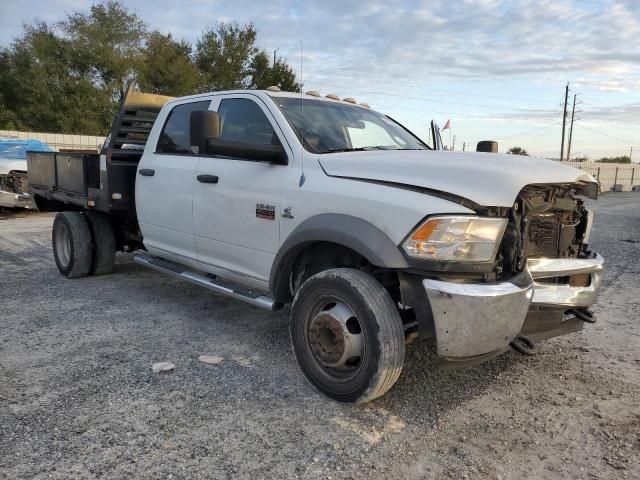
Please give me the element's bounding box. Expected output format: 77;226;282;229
576;124;640;149
308;69;561;107
494;121;561;141
373;102;560;122
307;78;569;123
308;79;542;111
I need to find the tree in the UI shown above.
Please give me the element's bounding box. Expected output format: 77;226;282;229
0;2;300;135
195;22;259;91
138;32;199;96
596;156;630;164
507;146;529;156
60;0;146;100
249;51;300;91
0;22;113;134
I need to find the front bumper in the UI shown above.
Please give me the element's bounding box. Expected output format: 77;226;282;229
0;189;36;209
422;254;604;361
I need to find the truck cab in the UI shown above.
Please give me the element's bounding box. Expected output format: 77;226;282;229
30;88;604;403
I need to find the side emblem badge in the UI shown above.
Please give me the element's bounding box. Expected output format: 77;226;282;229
282;206;294;219
256;203;276;220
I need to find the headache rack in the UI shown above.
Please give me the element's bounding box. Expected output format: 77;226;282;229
27;87;173;214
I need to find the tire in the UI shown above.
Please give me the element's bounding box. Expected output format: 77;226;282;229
84;210;116;275
290;268;405;403
52;212;93;278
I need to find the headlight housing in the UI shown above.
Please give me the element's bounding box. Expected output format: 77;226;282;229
402;216;507;262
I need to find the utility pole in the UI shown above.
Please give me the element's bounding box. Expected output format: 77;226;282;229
631;146;634;163
273;48;279;66
462;141;466;152
567;94;577;161
560;82;569;161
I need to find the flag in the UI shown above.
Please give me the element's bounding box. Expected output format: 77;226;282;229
441;119;451;131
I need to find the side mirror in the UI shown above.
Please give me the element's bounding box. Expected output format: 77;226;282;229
476;141;498;153
206;138;289;165
190;110;220;155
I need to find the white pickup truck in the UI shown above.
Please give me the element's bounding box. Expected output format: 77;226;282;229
29;87;603;403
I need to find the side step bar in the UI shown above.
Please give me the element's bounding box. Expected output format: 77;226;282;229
134;254;281;311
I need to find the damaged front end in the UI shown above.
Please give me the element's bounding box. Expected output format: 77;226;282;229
405;182;603;366
501;184;603;342
0;170;36;209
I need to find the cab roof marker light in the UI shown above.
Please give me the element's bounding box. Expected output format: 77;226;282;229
325;93;339;100
305;90;321;97
343;97;357;104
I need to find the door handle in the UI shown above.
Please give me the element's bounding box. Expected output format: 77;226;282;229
197;174;219;184
139;169;155;176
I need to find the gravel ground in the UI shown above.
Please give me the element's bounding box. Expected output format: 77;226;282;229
1;193;639;480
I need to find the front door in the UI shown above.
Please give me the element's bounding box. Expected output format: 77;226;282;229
193;94;293;284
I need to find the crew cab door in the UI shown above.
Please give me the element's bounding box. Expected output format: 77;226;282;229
193;94;293;283
136;99;212;260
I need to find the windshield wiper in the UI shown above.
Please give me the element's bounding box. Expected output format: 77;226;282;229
322;146;395;153
322;147;369;153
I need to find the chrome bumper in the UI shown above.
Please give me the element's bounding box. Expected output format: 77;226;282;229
422;254;603;360
528;254;604;307
0;189;36;209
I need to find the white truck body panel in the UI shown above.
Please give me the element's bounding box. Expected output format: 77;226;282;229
136;90;599;287
319;150;598;208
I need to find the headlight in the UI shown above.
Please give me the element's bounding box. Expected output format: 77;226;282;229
402;216;507;262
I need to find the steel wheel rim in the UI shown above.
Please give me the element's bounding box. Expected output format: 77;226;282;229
304;295;365;383
55;223;71;266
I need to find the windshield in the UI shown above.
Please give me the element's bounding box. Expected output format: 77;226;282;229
272;97;429;154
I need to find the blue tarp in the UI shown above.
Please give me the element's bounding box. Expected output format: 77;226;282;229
0;138;54;159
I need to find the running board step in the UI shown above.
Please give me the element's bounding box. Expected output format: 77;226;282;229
133;254;280;311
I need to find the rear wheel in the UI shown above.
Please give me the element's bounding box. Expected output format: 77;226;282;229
84;210;116;275
290;268;405;403
52;212;93;278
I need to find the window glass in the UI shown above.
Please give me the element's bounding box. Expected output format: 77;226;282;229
157;100;211;154
273;97;428;154
347;120;402;149
218;98;278;146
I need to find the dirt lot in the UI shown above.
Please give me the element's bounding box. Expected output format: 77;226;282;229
1;193;639;480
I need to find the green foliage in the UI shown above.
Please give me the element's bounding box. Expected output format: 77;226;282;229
0;1;299;135
507;146;529;156
596;156;631;164
195;22;258;91
138;32;199;96
250;51;300;91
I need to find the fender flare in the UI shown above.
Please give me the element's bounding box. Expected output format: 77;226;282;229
269;213;409;301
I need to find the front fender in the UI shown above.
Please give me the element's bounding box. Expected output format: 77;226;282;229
269;213;408;302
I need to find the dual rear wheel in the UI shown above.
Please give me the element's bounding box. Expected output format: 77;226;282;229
52;211;115;278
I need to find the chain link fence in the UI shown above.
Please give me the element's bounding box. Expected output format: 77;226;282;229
560;162;639;192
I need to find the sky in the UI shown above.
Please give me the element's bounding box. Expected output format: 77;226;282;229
1;0;639;160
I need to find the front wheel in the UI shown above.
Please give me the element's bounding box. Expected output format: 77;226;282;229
290;268;405;403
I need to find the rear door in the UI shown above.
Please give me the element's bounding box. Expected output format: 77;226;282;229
193;94;293;283
136;99;212;260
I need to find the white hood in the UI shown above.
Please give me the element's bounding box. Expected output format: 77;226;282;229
319;150;598;207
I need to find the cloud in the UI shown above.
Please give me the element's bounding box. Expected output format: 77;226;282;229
0;0;637;155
